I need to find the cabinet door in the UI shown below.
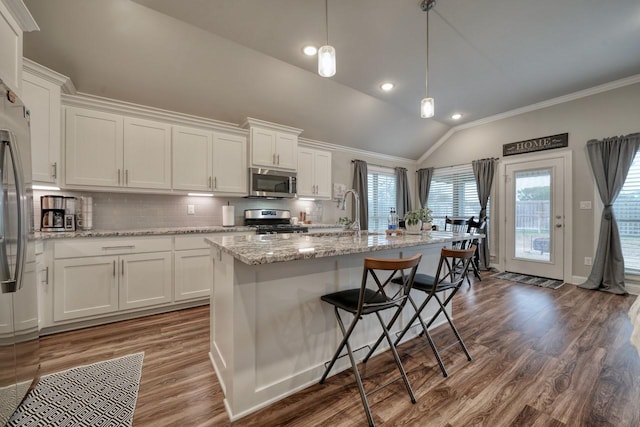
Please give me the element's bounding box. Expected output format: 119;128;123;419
22;74;61;183
65;107;123;187
212;132;247;194
313;149;332;199
250;128;276;167
123;117;172;189
119;252;172;310
174;249;211;301
275;132;298;170
172;126;212;191
296;148;314;197
53;256;119;321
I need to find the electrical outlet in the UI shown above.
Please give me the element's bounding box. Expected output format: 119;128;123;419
584;257;592;266
579;201;592;210
187;204;195;215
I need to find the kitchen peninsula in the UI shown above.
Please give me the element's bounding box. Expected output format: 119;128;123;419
205;231;477;420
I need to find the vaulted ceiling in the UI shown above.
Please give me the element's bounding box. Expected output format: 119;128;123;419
23;0;640;159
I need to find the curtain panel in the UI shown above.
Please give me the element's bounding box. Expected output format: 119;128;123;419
352;160;369;230
472;158;498;269
395;167;411;218
579;133;640;295
417;167;434;208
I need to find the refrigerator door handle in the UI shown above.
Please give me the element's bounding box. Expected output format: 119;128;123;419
0;130;27;293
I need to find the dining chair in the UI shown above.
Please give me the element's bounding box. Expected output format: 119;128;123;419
319;253;422;427
465;216;486;283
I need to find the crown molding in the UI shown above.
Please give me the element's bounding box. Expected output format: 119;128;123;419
419;73;640;163
299;137;415;165
23;58;76;94
1;0;38;31
241;117;303;135
62;92;247;136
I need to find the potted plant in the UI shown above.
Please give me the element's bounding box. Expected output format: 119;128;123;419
404;207;433;233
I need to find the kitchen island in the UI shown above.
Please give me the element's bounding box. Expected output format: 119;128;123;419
205;231;477;420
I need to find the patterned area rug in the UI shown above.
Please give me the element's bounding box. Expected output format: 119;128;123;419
492;271;565;289
7;352;144;427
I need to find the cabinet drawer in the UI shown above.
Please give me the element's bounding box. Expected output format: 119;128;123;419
54;237;173;259
174;234;214;251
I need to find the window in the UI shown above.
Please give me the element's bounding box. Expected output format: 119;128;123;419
614;153;640;274
367;166;396;231
428;164;488;229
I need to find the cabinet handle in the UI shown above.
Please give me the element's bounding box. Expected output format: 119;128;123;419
272;153;276;165
214;177;217;189
51;162;57;179
121;259;124;276
118;169;121;185
102;245;135;250
208;176;212;189
277;154;280;165
43;266;49;285
125;169;129;185
113;260;116;277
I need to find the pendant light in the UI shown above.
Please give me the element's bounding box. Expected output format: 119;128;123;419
420;0;435;118
318;0;336;77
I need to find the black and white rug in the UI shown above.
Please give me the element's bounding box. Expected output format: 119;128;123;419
492;271;565;289
7;352;144;427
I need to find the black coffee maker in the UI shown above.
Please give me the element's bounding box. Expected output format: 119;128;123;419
40;195;65;231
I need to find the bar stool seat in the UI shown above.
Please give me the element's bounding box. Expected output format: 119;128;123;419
319;253;422;427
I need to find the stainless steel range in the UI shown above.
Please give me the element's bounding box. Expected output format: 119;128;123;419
244;209;308;234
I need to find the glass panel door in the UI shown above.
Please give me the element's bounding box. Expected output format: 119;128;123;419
514;168;551;262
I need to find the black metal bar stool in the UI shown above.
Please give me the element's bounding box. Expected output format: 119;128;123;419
366;246;475;378
319;253;422;427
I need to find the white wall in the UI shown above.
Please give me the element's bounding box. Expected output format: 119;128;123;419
420;82;640;279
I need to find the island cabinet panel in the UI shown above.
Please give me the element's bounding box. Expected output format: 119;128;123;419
207;233;454;421
174;249;211;301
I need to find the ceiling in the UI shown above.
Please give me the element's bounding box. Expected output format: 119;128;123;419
23;0;640;160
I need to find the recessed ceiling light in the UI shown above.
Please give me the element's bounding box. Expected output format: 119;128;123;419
302;45;317;56
380;82;395;92
451;113;463;120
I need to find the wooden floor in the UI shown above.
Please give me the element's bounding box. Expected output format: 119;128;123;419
38;273;640;426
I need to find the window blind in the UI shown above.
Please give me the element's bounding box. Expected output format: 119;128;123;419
428;164;487;229
614;152;640;273
367;166;397;231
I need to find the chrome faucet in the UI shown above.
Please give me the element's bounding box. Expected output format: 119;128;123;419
342;189;361;234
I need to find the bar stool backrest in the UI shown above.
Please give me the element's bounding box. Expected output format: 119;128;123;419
445;216;469;234
433;246;476;288
358;253;422;316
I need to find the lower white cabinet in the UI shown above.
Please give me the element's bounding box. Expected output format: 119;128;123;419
119;252;173;310
174;249;211;301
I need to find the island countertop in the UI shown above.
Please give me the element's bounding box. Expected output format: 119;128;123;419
205;231;477;265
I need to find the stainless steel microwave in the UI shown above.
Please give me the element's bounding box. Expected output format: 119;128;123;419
248;168;297;198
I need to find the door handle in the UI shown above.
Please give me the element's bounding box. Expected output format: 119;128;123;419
555;224;562;228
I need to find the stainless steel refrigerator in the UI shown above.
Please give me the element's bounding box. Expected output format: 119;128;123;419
0;80;39;424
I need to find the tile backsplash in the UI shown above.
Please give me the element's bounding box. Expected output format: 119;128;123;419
33;190;329;230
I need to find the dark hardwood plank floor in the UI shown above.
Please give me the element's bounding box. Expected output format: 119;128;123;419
38;274;640;426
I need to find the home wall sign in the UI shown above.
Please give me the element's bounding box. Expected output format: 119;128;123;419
503;133;568;156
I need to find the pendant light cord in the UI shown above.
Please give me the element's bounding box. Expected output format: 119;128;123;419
325;0;329;45
425;9;429;96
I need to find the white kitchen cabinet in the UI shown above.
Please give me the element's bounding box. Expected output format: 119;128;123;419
119;252;172;310
174;249;211;302
22;60;71;184
65;108;171;190
123;117;172;190
0;2;37;95
173;126;247;195
212;132;247;194
244;118;301;171
65;107;123;187
172;126;212;191
53;255;119;321
297;147;332;199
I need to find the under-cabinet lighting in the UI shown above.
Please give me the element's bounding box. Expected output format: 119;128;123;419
298;197;315;201
187;193;214;197
33;185;61;191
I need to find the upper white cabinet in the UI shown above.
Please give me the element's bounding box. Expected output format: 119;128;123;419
0;1;38;95
243;118;302;171
22;59;73;184
297;147;332;199
123;117;172;189
172;125;247;195
65;108;171;190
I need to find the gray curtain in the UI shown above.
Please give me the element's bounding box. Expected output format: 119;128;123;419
395;167;411;217
352;160;368;230
472;158;498;269
417;167;434;208
579;133;640;295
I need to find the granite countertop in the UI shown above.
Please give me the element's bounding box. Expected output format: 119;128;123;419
35;223;344;240
205;231;475;265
